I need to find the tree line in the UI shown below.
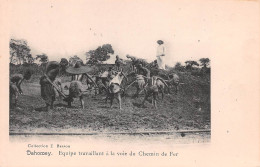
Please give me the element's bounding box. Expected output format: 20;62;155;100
9;38;114;66
10;38;210;75
174;58;210;72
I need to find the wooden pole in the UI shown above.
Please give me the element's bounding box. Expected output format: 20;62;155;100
44;74;67;98
125;80;136;90
85;73;98;88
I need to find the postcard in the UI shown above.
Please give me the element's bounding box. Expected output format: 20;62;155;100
0;0;259;166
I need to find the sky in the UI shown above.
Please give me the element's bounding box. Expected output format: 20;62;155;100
10;0;214;66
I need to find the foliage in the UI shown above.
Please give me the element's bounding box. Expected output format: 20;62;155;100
185;60;199;66
10;63;42;77
69;55;83;66
174;63;185;72
9;39;32;64
185;60;199;71
86;44;114;66
174;62;182;70
23;69;33;80
199;58;210;67
26;54;34;64
36;54;49;64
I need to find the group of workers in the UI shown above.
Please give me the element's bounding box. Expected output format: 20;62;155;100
10;40;167;111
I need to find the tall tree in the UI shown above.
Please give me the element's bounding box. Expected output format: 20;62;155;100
86;44;114;66
199;58;210;67
10;39;31;64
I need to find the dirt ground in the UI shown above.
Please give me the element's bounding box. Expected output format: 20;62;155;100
9;77;210;139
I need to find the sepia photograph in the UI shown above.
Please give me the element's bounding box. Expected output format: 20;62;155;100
8;0;210;143
1;0;259;166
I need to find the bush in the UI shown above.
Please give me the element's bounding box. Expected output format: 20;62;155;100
10;64;43;76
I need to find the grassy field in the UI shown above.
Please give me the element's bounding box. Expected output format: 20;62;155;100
9;71;210;135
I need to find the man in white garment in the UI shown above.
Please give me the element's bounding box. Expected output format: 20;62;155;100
156;40;166;70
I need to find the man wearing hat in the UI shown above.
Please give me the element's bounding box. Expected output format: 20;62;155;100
156;40;166;70
39;61;61;111
65;61;93;108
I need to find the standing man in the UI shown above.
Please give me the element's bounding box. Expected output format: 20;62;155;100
156;40;166;70
115;55;124;71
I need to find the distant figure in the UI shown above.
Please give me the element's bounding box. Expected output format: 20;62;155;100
136;64;150;78
167;73;180;94
156;40;166;70
151;60;158;69
126;55;138;71
126;55;147;72
115;55;124;71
